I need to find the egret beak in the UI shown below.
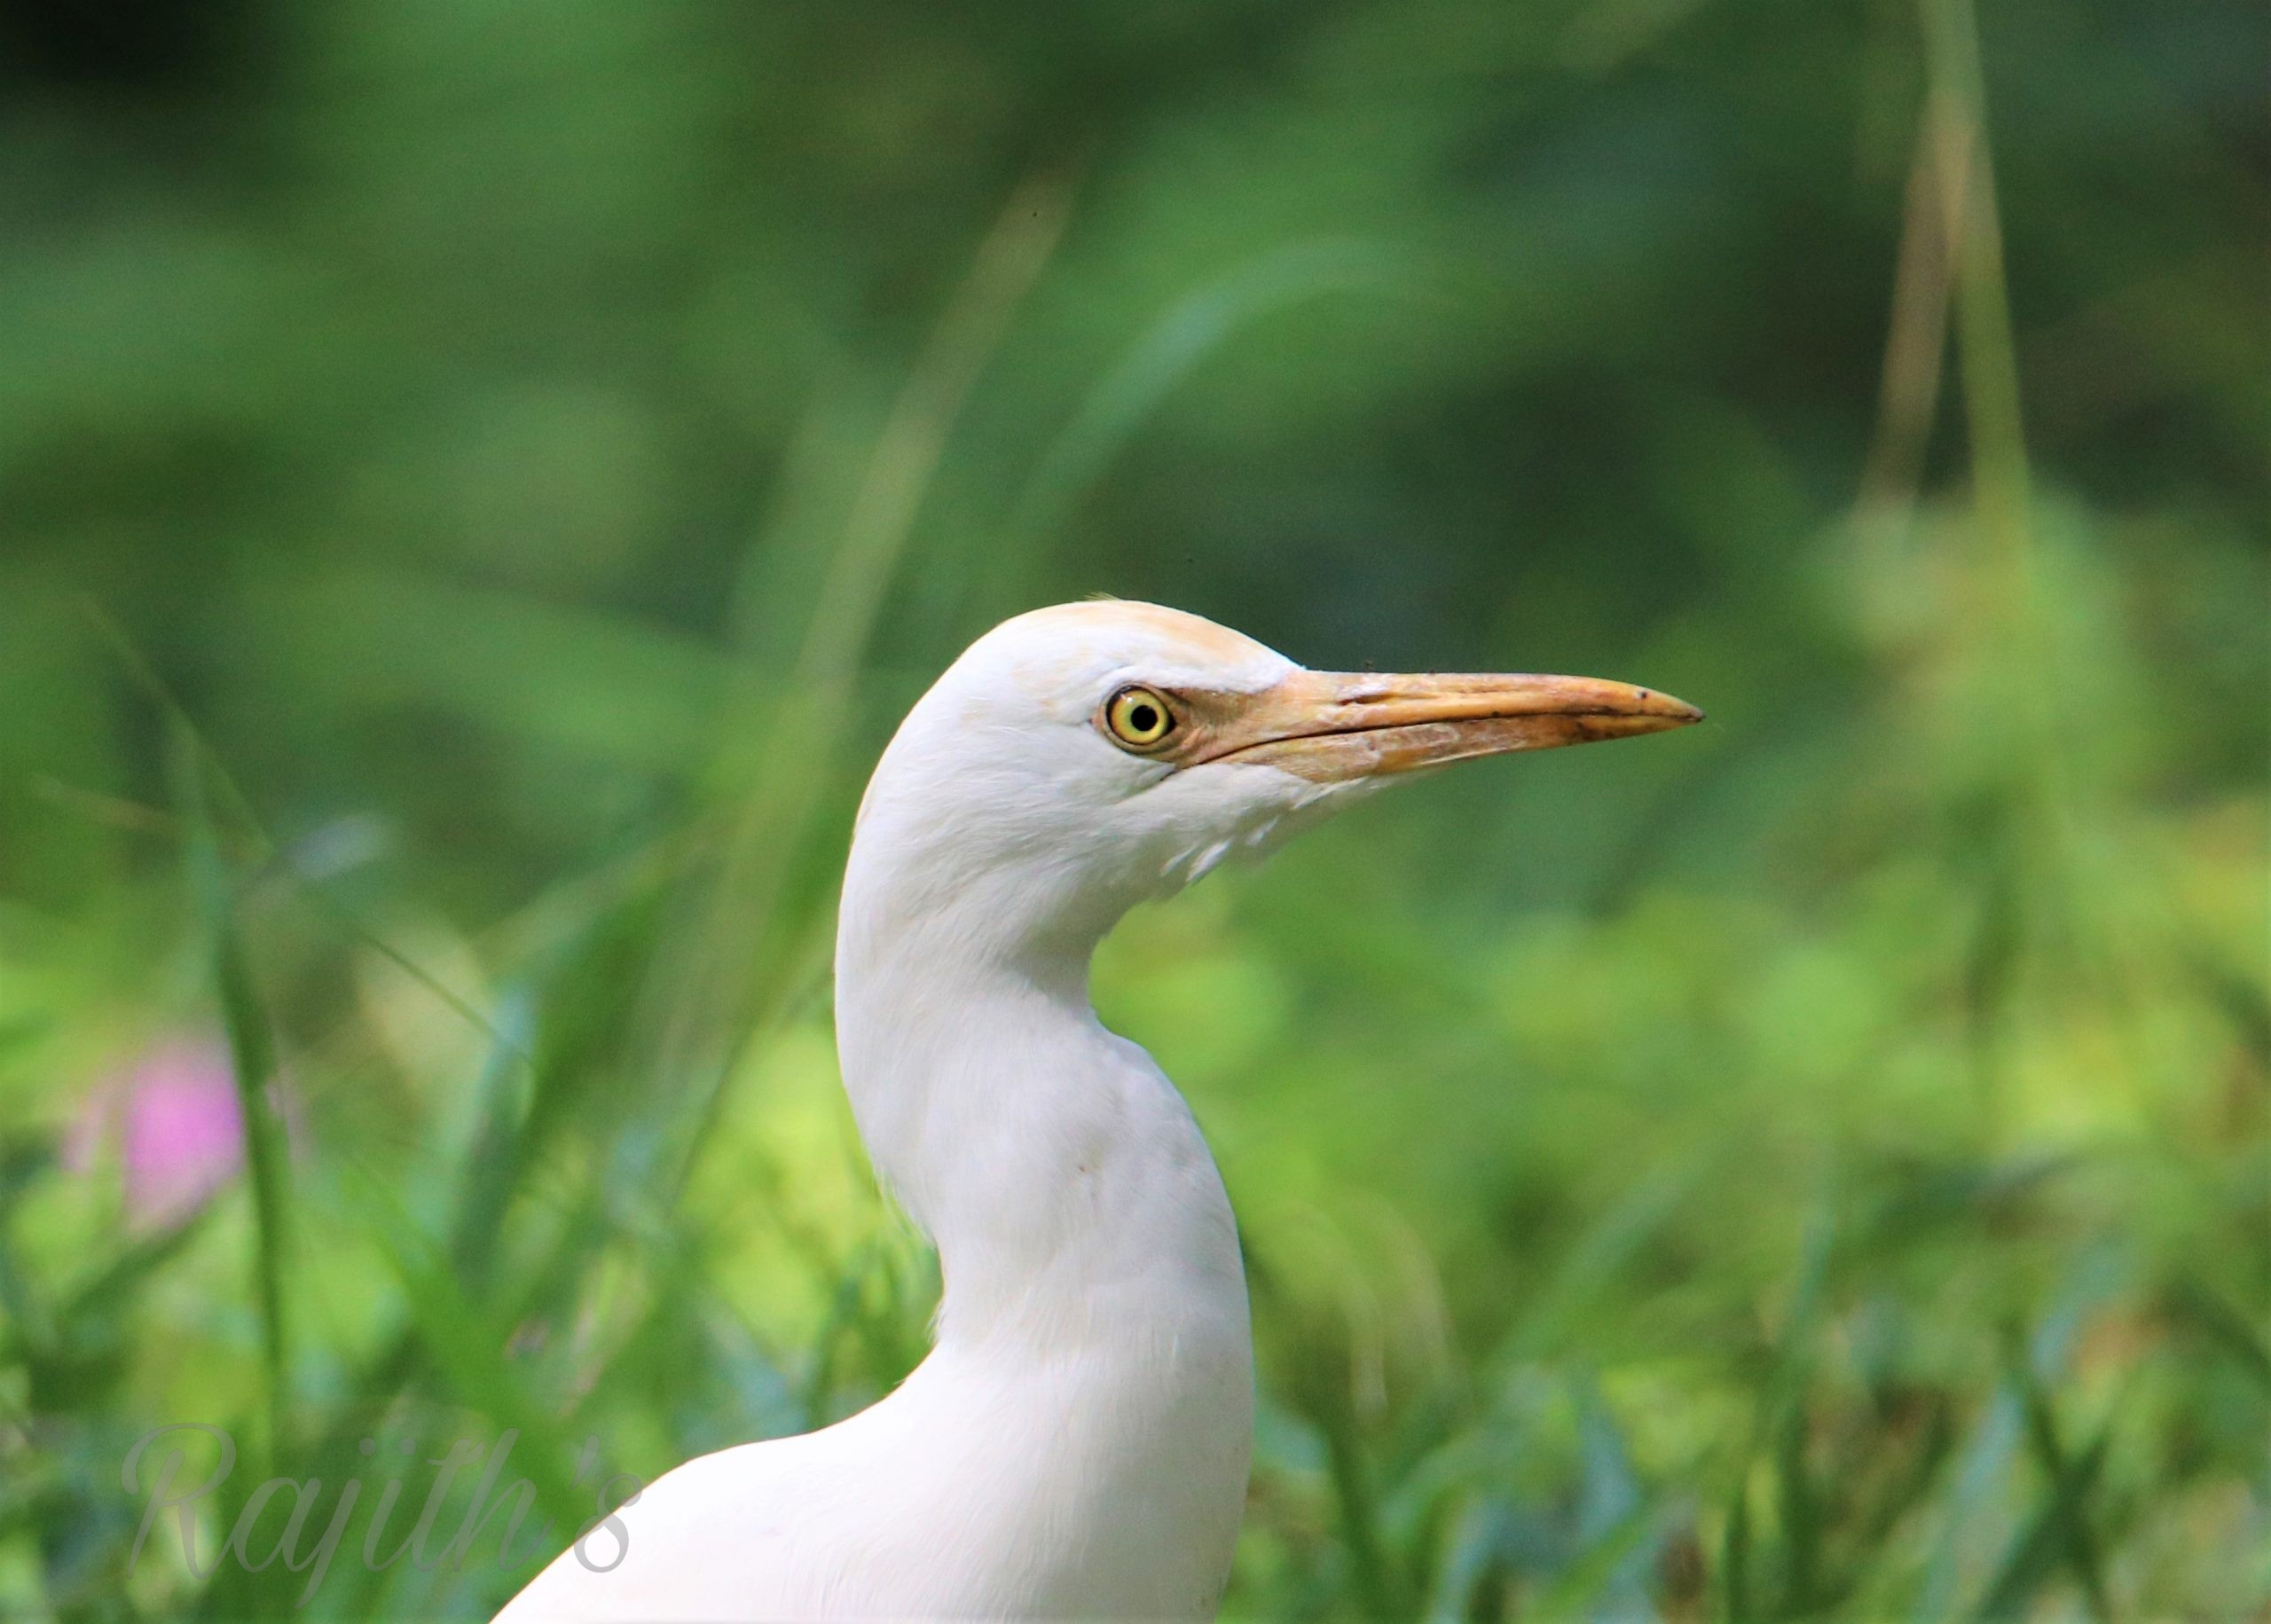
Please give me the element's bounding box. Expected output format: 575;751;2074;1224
1198;670;1702;781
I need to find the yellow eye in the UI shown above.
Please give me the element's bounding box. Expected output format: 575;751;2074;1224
1104;685;1176;749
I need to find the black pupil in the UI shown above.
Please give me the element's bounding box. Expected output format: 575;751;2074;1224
1128;702;1159;734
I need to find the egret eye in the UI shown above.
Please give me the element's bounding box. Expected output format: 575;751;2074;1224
1103;685;1176;749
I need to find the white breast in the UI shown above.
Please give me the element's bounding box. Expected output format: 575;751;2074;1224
499;1272;1252;1620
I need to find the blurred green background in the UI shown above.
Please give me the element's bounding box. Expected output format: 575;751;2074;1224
1;0;2264;1618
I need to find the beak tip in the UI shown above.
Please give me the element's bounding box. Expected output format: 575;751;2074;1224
1640;690;1704;726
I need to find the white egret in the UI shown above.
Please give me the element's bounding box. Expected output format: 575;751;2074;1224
499;600;1699;1621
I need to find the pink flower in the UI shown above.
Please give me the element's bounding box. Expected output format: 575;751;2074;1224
67;1040;250;1229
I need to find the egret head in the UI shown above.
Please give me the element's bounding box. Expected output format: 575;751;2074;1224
844;600;1699;964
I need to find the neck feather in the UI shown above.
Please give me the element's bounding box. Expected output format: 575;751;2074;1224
833;843;1246;1353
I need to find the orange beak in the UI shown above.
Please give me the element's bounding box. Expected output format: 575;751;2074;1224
1197;670;1702;781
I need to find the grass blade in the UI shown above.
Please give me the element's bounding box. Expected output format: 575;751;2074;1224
1997;1330;2112;1620
1971;1428;2110;1621
355;1170;588;1554
169;716;294;1463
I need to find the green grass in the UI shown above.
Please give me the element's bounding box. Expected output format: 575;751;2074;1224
3;523;2264;1620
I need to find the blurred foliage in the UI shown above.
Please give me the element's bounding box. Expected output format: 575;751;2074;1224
0;0;2265;1618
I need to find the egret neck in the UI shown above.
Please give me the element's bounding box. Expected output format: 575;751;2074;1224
835;852;1250;1360
828;721;1258;1616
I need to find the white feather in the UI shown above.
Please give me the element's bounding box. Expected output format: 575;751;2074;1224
499;604;1341;1621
